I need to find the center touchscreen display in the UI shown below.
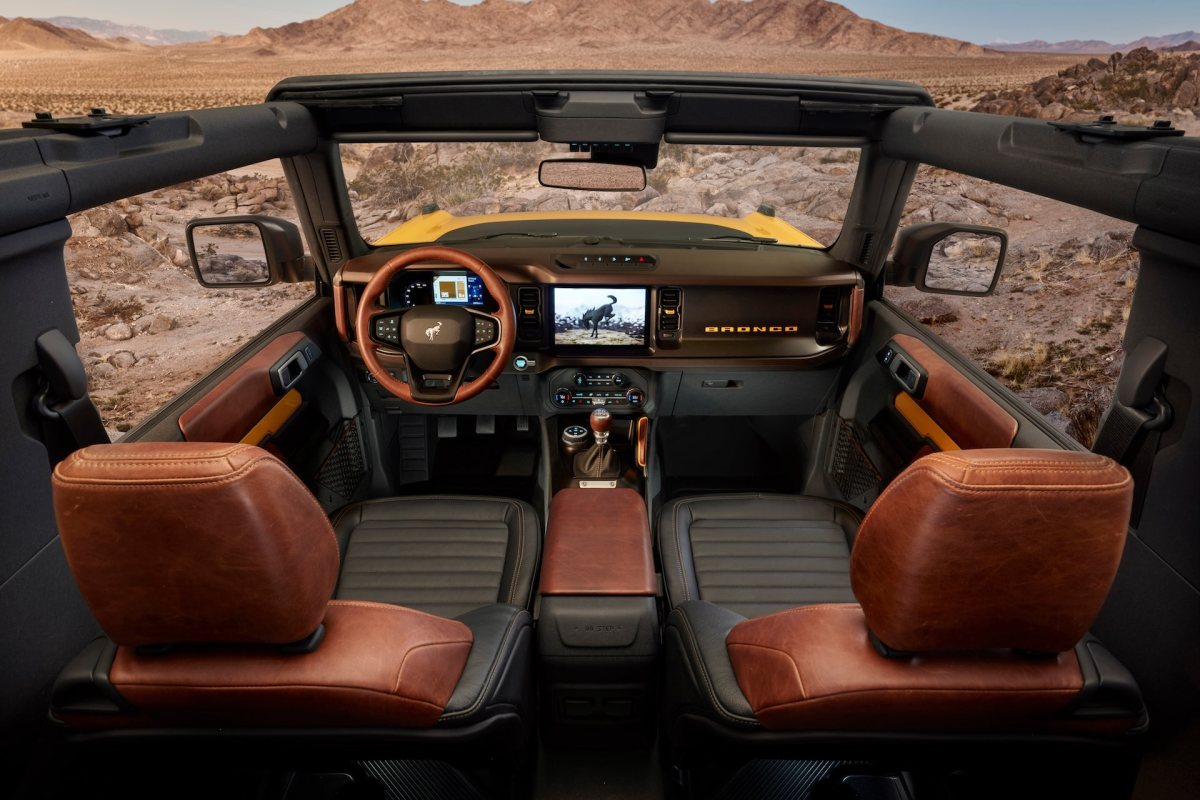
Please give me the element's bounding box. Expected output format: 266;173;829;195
553;287;648;347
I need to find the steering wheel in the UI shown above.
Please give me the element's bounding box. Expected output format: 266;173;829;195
354;246;515;405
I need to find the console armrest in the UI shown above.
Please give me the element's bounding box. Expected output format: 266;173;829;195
540;488;655;595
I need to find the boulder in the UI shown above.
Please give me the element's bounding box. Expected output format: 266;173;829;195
103;322;134;341
896;296;958;325
90;362;116;380
1039;102;1069;120
81;206;127;237
108;351;137;369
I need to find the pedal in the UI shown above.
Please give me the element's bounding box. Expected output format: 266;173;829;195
475;414;496;435
437;416;457;439
397;415;430;485
516;415;530;432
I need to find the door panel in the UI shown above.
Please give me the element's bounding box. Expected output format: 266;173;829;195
886;334;1018;450
128;298;372;513
825;301;1071;510
178;330;311;444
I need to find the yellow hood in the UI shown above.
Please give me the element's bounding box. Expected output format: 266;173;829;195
373;208;823;248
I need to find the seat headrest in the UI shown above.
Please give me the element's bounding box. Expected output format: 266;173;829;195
52;443;339;647
850;449;1132;655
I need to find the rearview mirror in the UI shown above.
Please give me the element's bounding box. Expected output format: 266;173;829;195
186;215;311;288
539;159;647;192
889;222;1007;296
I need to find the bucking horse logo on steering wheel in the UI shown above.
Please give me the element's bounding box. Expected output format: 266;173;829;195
425;321;443;342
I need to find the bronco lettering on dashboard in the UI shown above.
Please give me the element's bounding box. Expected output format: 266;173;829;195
703;325;801;334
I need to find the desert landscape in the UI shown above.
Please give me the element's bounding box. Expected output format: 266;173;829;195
3;0;1197;442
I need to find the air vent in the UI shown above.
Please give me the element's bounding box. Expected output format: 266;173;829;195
657;286;682;345
516;286;543;342
320;228;344;264
858;233;876;267
815;286;843;346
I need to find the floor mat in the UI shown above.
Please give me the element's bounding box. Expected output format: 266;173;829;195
714;760;843;800
396;415;539;503
356;760;484;800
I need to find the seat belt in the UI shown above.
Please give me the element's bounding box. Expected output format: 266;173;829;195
1091;336;1171;526
33;328;110;463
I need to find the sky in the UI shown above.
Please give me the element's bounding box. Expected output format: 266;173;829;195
2;0;1195;44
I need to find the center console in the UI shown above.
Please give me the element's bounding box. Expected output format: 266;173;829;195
537;487;660;744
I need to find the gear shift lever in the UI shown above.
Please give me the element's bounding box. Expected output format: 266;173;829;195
575;407;620;480
590;407;611;445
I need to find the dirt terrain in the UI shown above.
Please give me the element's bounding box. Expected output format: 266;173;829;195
64;167;311;437
3;1;1188;441
888;168;1137;444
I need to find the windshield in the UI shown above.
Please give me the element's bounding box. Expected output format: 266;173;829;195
340;142;859;248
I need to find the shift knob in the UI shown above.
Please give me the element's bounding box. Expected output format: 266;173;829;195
590;407;612;435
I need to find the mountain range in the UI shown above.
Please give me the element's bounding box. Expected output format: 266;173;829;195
987;31;1200;54
4;1;1197;59
209;0;987;54
0;0;985;56
41;16;224;46
0;16;121;50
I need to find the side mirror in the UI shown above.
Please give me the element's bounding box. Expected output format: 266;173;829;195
889;223;1007;296
539;159;647;192
186;216;312;288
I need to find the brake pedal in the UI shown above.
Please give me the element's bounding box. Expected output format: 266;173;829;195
437;416;457;439
476;415;496;435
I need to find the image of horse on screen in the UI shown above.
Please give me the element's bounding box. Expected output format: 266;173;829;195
552;287;648;346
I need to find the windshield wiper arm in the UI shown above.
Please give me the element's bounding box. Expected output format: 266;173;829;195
693;234;778;244
441;231;559;243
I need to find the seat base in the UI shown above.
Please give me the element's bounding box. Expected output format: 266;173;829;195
659;493;862;617
332;495;540;618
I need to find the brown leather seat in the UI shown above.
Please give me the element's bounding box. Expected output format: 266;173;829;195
48;443;534;740
663;450;1146;751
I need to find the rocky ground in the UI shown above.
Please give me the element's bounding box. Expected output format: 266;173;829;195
889;167;1136;444
66;167;311;437
972;48;1200;133
345;142;860;246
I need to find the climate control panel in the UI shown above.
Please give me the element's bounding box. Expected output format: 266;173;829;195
549;369;648;410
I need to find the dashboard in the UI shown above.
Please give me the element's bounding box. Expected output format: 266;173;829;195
340;244;865;414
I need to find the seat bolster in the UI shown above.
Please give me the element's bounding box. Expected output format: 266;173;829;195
659;499;701;608
100;601;472;728
725;604;1139;734
440;604;534;727
663;601;757;727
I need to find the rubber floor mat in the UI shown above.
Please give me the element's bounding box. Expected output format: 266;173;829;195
356;760;484;800
714;760;842;799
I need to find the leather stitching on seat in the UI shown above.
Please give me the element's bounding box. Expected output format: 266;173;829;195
668;495;855;615
674;608;758;726
508;500;524;605
335;496;534;614
439;610;523;721
61;457;341;565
